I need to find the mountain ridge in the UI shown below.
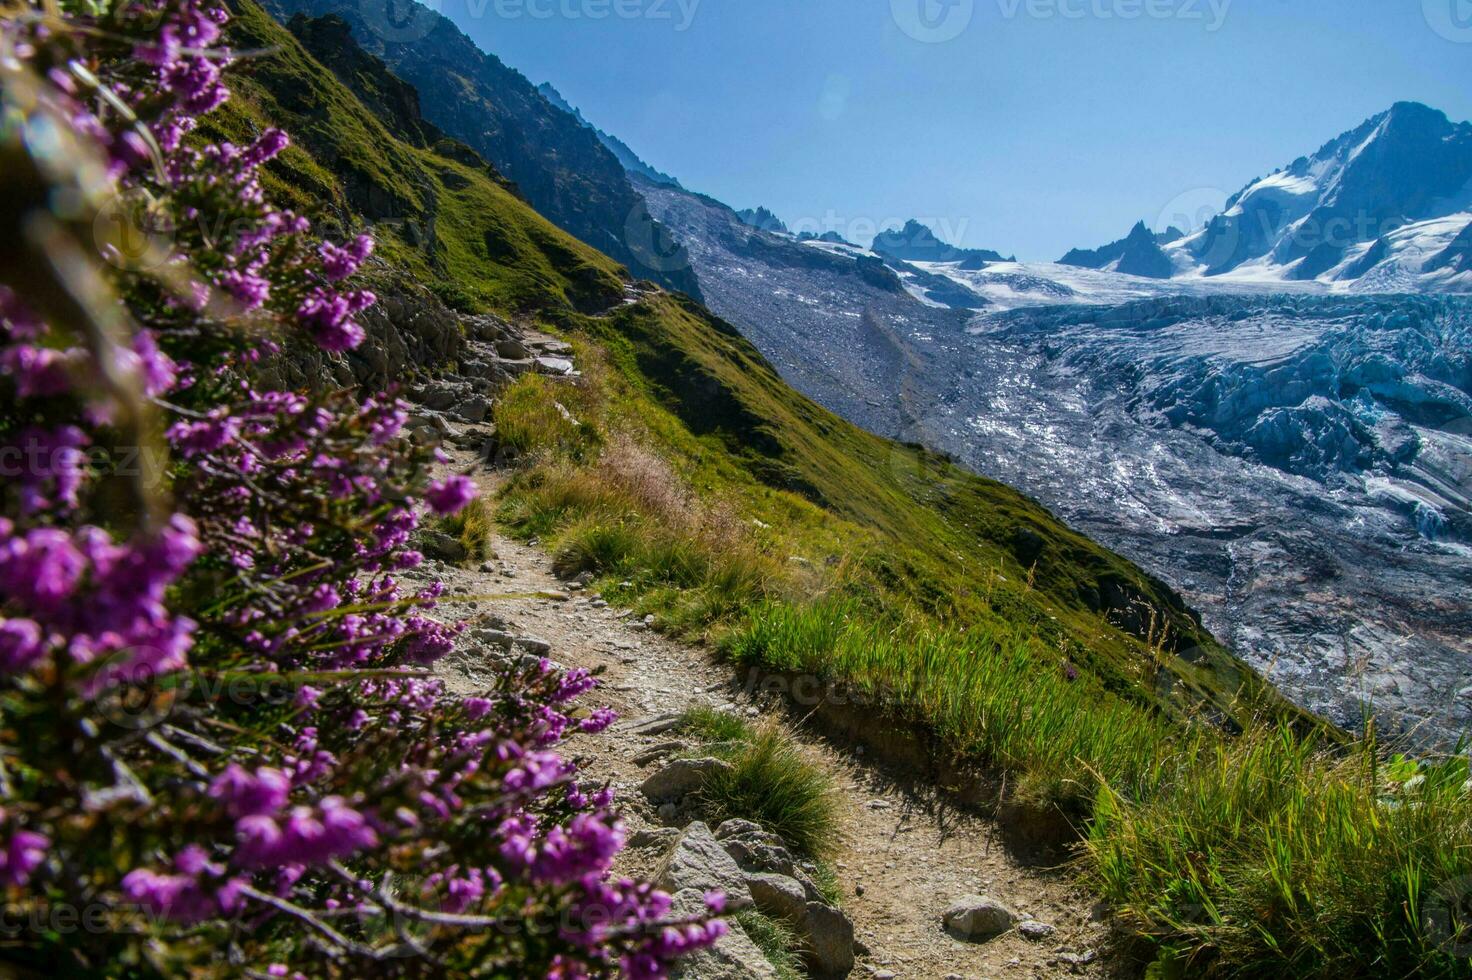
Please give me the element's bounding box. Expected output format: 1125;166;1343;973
260;0;703;299
1174;100;1472;286
1058;220;1181;279
535;80;684;190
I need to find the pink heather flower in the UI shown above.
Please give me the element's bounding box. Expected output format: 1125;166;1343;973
319;235;374;282
297;288;370;352
119;865;224;924
425;475;476;515
0;618;47;673
578;707;618;734
9;426;89;515
0;829;48;887
2;344;74;398
0;526;87;611
210;765;290;818
218;269;271;310
129;330;178;397
168;415;240;456
241;128;289;168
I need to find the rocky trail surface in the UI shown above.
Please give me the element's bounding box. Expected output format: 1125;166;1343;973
425;524;1114;979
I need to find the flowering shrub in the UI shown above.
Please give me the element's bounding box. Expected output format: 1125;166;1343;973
0;1;721;975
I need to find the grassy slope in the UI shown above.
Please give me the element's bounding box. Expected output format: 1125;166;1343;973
215;2;626;317
217;7;1472;976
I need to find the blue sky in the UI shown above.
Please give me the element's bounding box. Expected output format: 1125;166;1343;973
436;0;1472;260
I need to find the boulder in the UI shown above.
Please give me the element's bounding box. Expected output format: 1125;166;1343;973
515;635;553;656
496;338;531;359
415;383;464;411
745;873;807;921
534;355;575;376
634;741;688;766
720;826;799;880
942;895;1017;941
801;900;855;975
455;395;491;423
745;873;854;976
627;826;681;850
464;314;513;344
640;758;733;804
714;819;765;841
624;713;684;737
654;822;752;910
471;629;515;652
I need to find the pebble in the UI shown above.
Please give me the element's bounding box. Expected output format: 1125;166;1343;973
1018;919;1056;941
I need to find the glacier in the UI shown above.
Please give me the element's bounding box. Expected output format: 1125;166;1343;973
642;174;1472;745
944;294;1472;743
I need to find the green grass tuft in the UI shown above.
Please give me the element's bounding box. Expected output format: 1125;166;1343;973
492;375;602;464
732;909;804;980
1088;729;1472;979
678;709;841;861
436;497;494;564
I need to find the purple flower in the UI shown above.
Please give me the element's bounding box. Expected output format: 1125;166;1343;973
2;344;74;399
0;526;87;611
425;475;476;515
0;829;48;887
168;414;240;456
0;618;47;672
297;288;370;352
241;128;289;168
129;330;177;397
218;269;271;310
210;765;290;818
579;707;618;734
319;235;374;282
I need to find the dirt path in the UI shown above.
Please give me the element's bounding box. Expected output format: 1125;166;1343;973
411;460;1119;979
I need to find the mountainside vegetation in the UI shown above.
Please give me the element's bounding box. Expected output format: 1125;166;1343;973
217;6;1472;976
